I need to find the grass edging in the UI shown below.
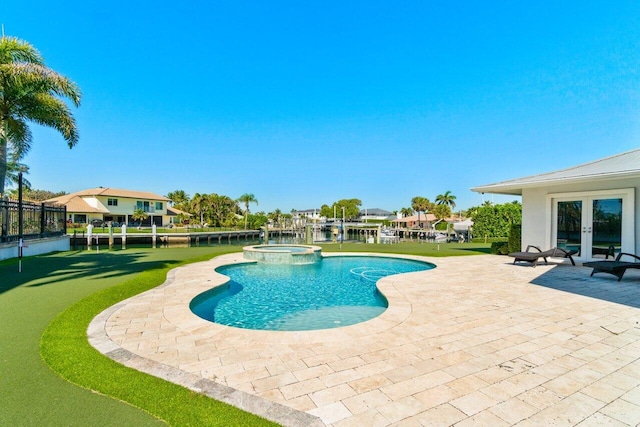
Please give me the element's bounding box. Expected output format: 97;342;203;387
39;252;277;427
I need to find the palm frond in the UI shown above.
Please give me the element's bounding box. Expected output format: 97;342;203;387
0;36;44;66
0;36;81;195
1;62;81;107
6;117;32;157
22;93;79;147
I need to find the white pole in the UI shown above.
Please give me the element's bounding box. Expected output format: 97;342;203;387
18;238;23;273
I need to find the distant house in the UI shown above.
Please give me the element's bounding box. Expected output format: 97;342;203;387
46;187;177;226
359;208;395;221
472;149;639;261
391;213;436;229
293;209;324;221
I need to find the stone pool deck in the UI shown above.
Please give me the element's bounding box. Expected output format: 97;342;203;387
89;253;640;426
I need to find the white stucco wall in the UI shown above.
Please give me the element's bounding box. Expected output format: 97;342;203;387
521;187;548;250
521;177;639;254
0;236;70;261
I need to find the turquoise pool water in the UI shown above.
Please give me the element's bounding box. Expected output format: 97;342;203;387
190;256;434;331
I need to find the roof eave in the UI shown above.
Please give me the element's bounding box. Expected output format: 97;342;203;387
472;170;640;196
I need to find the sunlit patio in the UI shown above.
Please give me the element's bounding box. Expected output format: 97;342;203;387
90;253;640;426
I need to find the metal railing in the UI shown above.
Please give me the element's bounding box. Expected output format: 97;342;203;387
0;198;67;243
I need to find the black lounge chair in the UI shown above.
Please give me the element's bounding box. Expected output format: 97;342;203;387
508;245;577;267
583;252;640;281
591;244;616;259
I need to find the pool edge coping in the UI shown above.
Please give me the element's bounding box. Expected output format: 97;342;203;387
87;251;436;426
88;266;325;427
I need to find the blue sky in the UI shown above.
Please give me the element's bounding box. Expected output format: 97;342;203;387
4;1;640;213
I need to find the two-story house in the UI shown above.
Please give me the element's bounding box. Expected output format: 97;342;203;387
46;187;175;226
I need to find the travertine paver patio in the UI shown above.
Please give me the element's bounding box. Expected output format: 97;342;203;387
89;253;640;426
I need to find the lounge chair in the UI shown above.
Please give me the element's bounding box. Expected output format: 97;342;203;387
591;244;616;259
508;245;577;267
583;252;640;281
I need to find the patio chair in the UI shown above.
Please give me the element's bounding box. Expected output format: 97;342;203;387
591;244;616;259
508;245;577;267
583;252;640;281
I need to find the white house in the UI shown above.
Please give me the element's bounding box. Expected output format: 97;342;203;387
293;209;324;221
46;187;175;226
359;208;395;221
472;149;640;262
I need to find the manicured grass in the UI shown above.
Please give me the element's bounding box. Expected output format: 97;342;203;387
2;241;490;426
319;241;491;256
40;250;277;427
0;246;274;427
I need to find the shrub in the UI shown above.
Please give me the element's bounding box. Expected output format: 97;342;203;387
508;223;522;253
471;237;510;243
490;240;510;255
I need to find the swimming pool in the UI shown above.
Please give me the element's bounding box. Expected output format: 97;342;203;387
190;256;434;331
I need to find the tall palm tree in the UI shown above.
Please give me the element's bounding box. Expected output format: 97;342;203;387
435;191;457;210
237;193;258;230
0;36;81;196
411;196;431;229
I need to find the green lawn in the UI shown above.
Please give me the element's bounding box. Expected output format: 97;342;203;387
318;241;491;256
0;241;489;426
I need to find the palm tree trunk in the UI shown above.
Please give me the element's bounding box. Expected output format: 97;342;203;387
244;203;248;230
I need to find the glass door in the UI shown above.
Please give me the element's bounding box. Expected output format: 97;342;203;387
591;198;622;260
556;200;583;257
553;192;630;262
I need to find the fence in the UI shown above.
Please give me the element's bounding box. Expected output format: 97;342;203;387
0;198;67;243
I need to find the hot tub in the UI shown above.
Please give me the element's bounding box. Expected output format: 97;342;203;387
243;244;322;264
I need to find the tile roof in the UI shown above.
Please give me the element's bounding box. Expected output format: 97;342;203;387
167;206;192;216
391;213;436;222
46;187;170;204
48;195;109;213
73;187;170;201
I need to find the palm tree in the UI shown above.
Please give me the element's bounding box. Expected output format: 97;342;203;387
433;204;452;221
209;193;237;227
166;190;190;209
436;191;457;210
411;197;431;229
400;207;414;218
5;159;30;191
268;208;282;227
0;36;81;196
237;193;258;230
189;193;209;225
131;208;148;228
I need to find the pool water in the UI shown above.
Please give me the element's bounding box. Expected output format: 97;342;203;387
190;256;434;331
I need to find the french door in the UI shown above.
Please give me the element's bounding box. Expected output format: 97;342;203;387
552;190;634;262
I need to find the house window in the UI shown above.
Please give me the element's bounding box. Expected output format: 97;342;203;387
136;201;151;212
155;202;163;210
107;198;118;206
